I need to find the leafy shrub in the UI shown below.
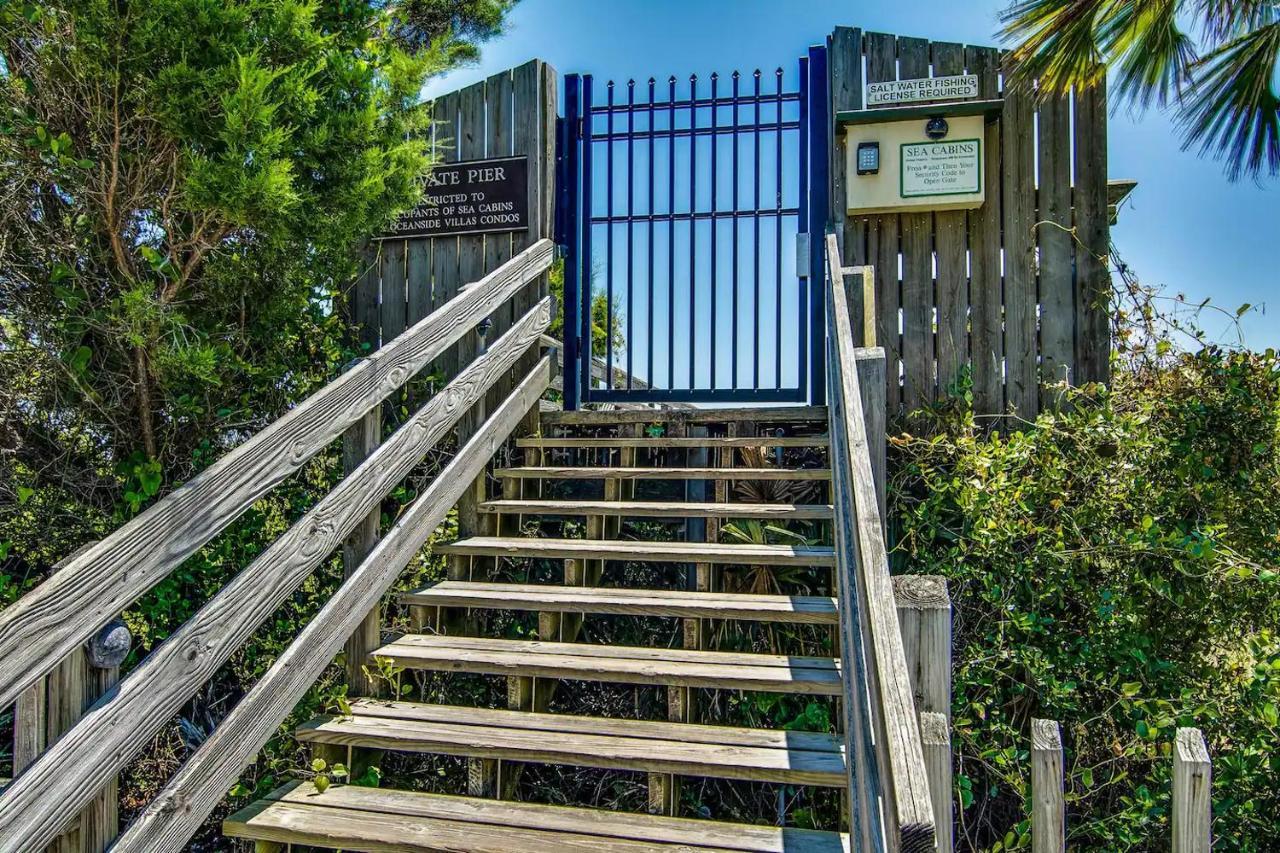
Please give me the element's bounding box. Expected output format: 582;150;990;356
891;348;1280;850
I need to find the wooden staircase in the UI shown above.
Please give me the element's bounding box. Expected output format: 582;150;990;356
0;236;934;853
225;409;859;850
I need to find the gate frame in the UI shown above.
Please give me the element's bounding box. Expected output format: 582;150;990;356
559;47;830;410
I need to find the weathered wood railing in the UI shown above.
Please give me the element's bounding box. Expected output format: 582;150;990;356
0;239;556;852
824;233;935;851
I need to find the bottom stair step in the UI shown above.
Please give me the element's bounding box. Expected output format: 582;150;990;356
225;780;850;852
295;699;846;787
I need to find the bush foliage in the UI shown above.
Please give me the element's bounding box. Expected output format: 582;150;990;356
891;349;1280;850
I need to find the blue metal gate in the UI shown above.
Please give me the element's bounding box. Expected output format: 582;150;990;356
558;47;829;408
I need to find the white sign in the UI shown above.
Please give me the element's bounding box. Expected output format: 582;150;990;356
866;75;979;106
900;139;981;198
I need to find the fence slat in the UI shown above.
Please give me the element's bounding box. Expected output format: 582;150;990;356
0;238;553;715
1037;91;1074;408
965;46;1003;417
381;238;408;344
931;42;968;401
1031;718;1065;853
896;37;934;415
1074;74;1110;386
864;32;902;418
1172;727;1212;853
1001;58;1039;420
0;299;554;852
113;357;553;853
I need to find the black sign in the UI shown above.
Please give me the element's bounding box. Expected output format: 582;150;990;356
379;155;529;239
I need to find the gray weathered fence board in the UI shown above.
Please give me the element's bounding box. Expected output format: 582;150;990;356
1037;91;1074;407
966;45;1004;417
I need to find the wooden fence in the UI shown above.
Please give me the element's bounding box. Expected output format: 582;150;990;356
828;28;1111;422
353;59;556;371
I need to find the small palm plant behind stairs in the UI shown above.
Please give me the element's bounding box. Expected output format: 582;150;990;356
224;407;854;851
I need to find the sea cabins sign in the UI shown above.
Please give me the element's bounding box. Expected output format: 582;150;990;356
378;155;529;239
866;74;978;106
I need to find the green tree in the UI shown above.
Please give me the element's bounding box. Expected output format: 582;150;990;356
1002;1;1279;180
0;0;510;568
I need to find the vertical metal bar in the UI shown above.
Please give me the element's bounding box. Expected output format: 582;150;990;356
581;75;595;400
647;78;656;389
605;80;615;389
688;73;697;390
752;69;762;390
807;45;829;404
731;71;741;390
775;67;784;389
561;74;581;410
797;57;810;402
709;72;719;390
626;79;635;390
667;76;677;391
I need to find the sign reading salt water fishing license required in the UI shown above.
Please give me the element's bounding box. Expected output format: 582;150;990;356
900;139;981;198
866;74;978;106
379;155;528;239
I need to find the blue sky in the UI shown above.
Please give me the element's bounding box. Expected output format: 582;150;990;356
425;0;1277;353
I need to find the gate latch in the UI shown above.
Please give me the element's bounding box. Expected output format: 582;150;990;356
796;232;810;278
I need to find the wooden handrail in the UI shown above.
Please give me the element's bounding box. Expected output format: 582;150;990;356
116;357;553;852
825;233;935;851
0;238;554;714
0;298;554;850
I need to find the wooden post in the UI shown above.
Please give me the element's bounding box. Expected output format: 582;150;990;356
1031;718;1065;853
919;712;953;853
343;408;383;697
13;618;130;853
854;346;887;527
892;575;951;718
1172;727;1212;853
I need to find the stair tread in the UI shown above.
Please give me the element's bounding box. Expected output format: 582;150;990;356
495;466;831;479
225;781;850;852
402;580;838;623
295;700;845;786
517;435;829;448
374;635;843;695
478;499;833;519
435;536;836;566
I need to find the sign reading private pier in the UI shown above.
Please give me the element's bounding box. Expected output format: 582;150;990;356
866;74;979;106
379;155;529;239
900;139;981;198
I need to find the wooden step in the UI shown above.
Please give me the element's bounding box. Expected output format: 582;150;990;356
518;435;829;448
435;536;836;566
402;581;838;623
225;781;850;851
374;635;842;695
478;499;833;519
541;404;830;426
495;466;831;480
295;700;846;786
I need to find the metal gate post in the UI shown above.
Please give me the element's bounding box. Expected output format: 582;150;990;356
560;73;582;410
806;44;830;405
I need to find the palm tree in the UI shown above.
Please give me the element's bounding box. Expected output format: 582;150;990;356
1002;1;1279;180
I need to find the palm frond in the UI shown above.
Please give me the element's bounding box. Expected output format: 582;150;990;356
1196;0;1278;41
1180;21;1280;180
1100;0;1198;108
1001;0;1113;95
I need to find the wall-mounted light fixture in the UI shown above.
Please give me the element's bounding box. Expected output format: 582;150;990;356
925;116;949;140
